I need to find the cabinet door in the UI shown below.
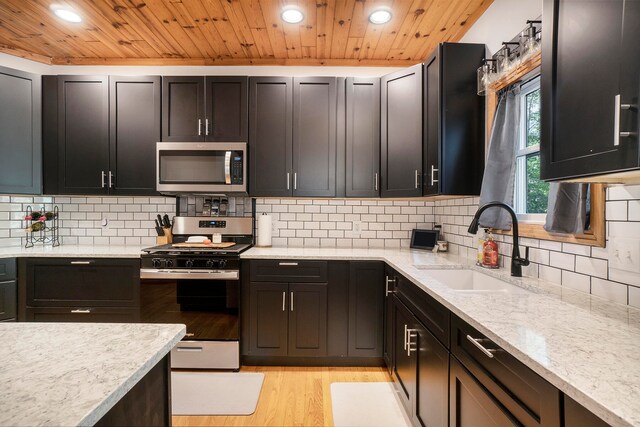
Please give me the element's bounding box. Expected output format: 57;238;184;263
0;281;16;321
393;296;416;413
423;51;441;196
292;77;337;197
57;76;110;194
0;66;41;194
381;65;423;197
249;77;293;197
162;76;205;142
205;76;248;142
109;76;161;195
620;0;639;152
450;356;517;427
288;282;328;357
345;77;380;197
248;282;289;357
348;261;384;357
414;321;449;427
541;0;637;180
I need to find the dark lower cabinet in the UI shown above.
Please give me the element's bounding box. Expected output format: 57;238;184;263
345;77;380;198
348;262;384;357
0;259;17;321
383;266;397;372
18;258;140;322
450;356;517;427
247;281;327;358
381;64;423;197
0;66;41;195
564;395;610;427
288;282;328;357
393;295;449;426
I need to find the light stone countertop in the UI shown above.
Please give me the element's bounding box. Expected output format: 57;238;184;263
0;244;146;258
0;322;185;426
241;247;640;427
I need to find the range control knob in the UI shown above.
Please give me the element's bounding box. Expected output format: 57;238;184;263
152;258;162;268
205;260;215;269
185;259;194;268
165;259;174;268
218;259;227;269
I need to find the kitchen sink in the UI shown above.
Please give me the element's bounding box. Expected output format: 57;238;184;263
419;269;527;293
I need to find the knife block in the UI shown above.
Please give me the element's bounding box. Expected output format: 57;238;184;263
156;228;173;245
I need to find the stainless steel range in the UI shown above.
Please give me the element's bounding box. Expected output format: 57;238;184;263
140;216;252;370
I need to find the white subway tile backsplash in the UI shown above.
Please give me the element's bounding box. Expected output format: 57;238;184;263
606;201;628;221
629;286;640;309
549;252;575;271
575;256;608;279
561;271;591;293
591;278;628;304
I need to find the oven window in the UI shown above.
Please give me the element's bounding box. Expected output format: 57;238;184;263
159;150;227;184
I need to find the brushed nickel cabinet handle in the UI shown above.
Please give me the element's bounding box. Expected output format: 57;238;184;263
101;171;106;188
282;291;286;311
108;171;114;188
415;170;419;189
374;172;379;191
290;291;294;311
279;262;298;266
198;119;202;136
287;172;290;190
385;276;396;296
70;261;93;265
407;329;418;356
403;324;408;351
205;119;210;136
294;172;297;190
466;334;497;359
71;309;91;314
430;165;439;185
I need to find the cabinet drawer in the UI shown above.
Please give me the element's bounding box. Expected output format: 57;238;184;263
25;307;139;323
451;315;561;427
0;280;16;321
396;273;450;348
250;260;328;282
24;258;139;307
0;258;16;281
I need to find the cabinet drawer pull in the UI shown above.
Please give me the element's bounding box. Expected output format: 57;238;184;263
282;291;286;311
278;262;298;266
466;334;497;358
290;291;294;312
70;309;91;314
70;261;93;265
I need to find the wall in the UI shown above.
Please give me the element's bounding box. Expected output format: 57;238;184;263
0;195;175;247
459;0;542;55
254;198;434;248
434;185;640;309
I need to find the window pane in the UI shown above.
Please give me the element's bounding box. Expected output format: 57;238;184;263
526;153;549;213
526;88;541;147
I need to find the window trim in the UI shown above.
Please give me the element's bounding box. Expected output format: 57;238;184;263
485;51;605;247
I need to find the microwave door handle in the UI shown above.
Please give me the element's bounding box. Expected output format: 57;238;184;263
224;151;232;184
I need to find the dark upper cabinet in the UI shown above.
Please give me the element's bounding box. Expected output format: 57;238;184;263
162;76;248;142
348;261;384;357
205;76;248;142
249;77;293;197
43;75;160;195
57;75;110;195
0;66;41;195
345;77;380;198
292;77;337;197
109;76;161;195
162;76;204;142
381;64;423;197
423;43;485;196
541;0;640;180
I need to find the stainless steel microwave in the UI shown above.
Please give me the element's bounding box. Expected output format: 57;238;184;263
156;142;247;194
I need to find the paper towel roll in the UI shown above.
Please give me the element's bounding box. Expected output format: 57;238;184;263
257;213;272;247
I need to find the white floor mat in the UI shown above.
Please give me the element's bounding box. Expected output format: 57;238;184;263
171;371;264;416
331;382;412;427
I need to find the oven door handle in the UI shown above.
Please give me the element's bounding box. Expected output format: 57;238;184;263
140;269;239;280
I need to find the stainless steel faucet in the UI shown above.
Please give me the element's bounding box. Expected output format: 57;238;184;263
468;202;530;277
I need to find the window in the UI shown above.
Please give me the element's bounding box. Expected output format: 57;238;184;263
514;76;549;223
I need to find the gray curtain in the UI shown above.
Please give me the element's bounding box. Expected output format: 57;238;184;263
544;183;589;234
478;86;521;230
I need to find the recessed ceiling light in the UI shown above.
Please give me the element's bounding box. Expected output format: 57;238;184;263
50;4;82;23
281;7;304;24
368;9;392;25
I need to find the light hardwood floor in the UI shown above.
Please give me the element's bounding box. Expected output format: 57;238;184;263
172;366;392;427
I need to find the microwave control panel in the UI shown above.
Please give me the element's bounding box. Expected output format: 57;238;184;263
231;154;243;184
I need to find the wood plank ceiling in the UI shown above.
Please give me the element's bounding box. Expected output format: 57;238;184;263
0;0;492;66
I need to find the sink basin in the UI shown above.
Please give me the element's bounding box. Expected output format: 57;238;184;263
420;269;526;293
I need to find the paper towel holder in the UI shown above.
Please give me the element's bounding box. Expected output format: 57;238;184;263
256;212;273;247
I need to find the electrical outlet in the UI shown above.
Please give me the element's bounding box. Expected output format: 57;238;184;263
609;238;640;273
353;221;362;236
